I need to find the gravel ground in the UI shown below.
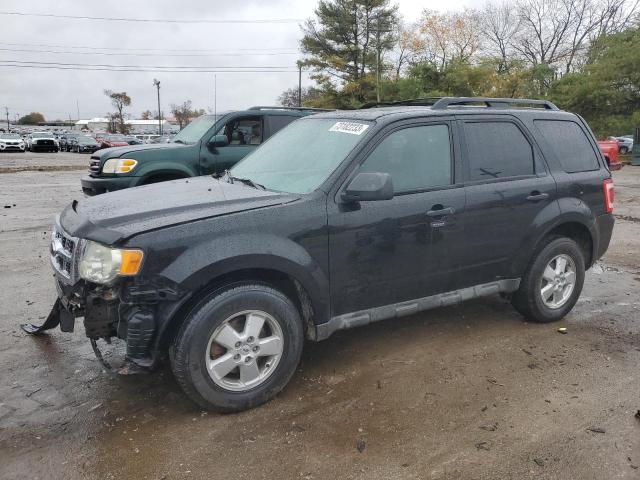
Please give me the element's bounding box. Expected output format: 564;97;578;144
1;154;639;480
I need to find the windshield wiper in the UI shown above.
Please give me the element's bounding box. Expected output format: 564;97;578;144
217;170;265;190
173;139;185;144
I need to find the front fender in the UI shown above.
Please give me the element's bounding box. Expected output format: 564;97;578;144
159;232;330;323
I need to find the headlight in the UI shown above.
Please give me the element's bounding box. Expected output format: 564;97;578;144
102;158;138;174
78;240;144;284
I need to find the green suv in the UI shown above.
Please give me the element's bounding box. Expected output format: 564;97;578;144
81;107;324;195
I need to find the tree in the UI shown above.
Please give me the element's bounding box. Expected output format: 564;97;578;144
300;0;399;103
18;112;45;124
277;86;323;106
104;90;131;133
140;110;153;120
412;9;482;71
170;101;205;129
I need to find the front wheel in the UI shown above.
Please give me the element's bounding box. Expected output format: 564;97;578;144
620;146;629;154
171;283;304;412
511;236;585;323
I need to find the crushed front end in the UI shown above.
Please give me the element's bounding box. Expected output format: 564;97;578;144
22;217;183;374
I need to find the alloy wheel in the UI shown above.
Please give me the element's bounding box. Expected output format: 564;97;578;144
205;310;284;392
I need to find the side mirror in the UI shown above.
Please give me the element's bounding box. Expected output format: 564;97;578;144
341;172;393;203
209;135;229;148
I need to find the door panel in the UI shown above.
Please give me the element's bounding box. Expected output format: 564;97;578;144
457;117;558;286
328;120;466;317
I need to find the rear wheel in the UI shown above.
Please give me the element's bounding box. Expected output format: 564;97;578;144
512;236;585;323
171;283;304;412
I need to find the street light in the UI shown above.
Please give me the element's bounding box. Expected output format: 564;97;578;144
153;79;162;135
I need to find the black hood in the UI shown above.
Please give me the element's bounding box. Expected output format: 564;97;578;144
97;142;187;159
59;176;299;244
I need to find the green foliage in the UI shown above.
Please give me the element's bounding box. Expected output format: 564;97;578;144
18;112;45;124
548;27;640;136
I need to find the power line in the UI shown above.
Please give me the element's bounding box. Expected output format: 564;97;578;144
0;41;299;53
0;63;299;74
0;11;302;24
0;47;300;57
0;60;297;69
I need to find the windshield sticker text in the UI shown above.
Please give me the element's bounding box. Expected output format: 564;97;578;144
329;122;369;135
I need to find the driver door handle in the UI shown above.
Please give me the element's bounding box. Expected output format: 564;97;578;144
427;206;456;217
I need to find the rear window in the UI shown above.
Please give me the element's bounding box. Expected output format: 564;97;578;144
464;122;534;181
534;120;599;173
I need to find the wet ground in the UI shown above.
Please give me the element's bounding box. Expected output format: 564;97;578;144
1;153;639;480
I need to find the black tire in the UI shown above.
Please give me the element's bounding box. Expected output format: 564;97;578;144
511;236;585;323
620;146;629;154
171;283;304;412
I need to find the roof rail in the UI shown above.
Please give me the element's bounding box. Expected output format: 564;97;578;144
248;106;333;112
359;98;442;109
431;97;559;110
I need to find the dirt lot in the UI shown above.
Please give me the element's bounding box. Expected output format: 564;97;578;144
1;153;639;480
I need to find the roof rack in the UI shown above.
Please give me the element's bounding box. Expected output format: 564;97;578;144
431;97;559;110
248;106;333;112
359;98;441;109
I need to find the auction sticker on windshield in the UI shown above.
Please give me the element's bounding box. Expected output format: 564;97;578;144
329;122;369;135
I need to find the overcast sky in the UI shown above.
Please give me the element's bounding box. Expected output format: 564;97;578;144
0;0;481;121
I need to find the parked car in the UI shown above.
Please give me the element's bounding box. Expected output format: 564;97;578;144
26;132;59;152
60;133;82;152
0;133;25;152
73;136;101;154
99;134;130;149
24;97;616;412
609;135;633;154
81;107;327;195
597;139;622;170
122;136;143;145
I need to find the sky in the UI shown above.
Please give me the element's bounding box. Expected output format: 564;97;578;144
0;0;482;121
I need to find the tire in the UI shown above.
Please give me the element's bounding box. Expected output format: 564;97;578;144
619;146;629;154
171;283;304;412
511;236;585;323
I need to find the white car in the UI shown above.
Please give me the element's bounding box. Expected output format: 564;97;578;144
610;135;633;154
0;133;25;152
26;132;59;152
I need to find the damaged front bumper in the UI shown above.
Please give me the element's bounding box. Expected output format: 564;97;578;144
22;278;163;374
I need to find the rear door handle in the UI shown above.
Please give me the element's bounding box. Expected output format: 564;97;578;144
526;192;549;202
427;206;456;217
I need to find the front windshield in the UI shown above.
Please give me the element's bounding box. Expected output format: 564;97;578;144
0;133;20;139
34;132;54;138
172;114;221;144
231;118;371;194
79;136;96;144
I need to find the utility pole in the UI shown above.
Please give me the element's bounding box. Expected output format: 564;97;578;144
76;99;80;120
153;79;162;135
4;107;9;132
375;18;381;104
297;62;302;107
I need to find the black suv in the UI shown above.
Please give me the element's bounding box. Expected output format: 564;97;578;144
25;97;615;412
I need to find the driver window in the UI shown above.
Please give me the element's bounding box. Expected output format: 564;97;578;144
359;124;452;193
220;117;262;146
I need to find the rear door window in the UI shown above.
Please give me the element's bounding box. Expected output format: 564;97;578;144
463;121;534;181
534;120;599;172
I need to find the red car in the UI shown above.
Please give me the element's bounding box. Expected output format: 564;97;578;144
597;139;622;171
100;134;130;149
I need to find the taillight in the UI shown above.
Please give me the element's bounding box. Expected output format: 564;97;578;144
603;178;614;214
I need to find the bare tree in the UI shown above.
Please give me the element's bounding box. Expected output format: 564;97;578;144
104;90;131;134
512;0;638;72
480;2;521;72
413;9;482;70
